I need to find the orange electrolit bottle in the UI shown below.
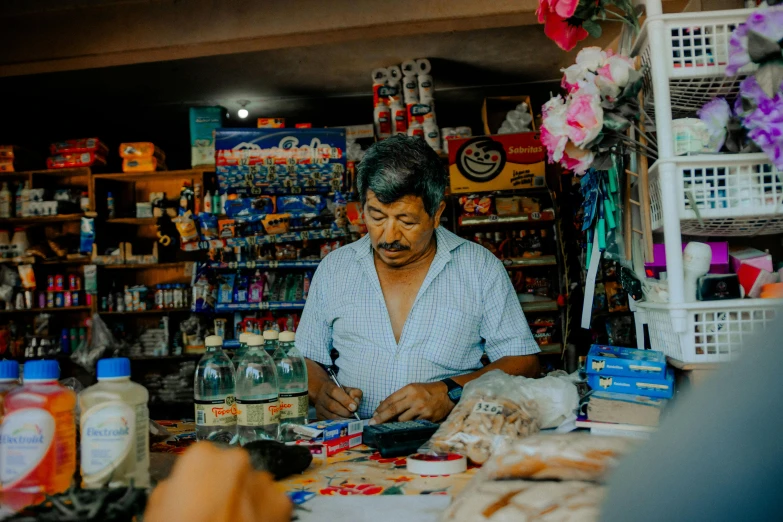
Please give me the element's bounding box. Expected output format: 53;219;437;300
0;360;76;511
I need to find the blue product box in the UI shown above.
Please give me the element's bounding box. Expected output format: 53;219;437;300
215;128;346;196
586;344;667;379
190;106;224;167
587;368;674;399
294;418;364;442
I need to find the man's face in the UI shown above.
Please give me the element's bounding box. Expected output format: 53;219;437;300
364;190;445;268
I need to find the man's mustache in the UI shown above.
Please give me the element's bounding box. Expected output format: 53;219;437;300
377;241;409;251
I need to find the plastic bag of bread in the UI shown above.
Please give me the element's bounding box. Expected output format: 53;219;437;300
419;370;541;464
482;433;638;483
442;479;605;521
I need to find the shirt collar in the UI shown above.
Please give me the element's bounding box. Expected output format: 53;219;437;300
350;226;466;261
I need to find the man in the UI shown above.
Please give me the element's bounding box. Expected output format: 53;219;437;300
297;135;540;424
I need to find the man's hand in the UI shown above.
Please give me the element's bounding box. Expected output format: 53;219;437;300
314;380;363;420
370;382;454;425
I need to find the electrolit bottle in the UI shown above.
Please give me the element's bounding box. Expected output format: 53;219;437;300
0;360;20;418
262;329;279;357
79;358;150;489
232;332;252;368
274;331;309;442
235;334;279;444
194;335;237;442
0;360;76;510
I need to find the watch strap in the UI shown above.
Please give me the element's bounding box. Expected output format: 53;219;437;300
442;378;463;404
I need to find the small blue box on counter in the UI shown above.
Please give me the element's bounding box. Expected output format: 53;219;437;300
587;368;674;399
302;418;363;442
586;345;667;379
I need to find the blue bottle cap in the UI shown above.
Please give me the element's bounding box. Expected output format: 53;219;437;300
24;360;60;381
97;357;131;379
0;360;20;381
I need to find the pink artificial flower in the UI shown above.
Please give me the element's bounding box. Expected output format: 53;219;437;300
565;87;604;146
561;142;595;175
561;47;611;93
541;127;570;164
595;55;635;100
551;0;579;19
541;95;570;162
537;0;589;52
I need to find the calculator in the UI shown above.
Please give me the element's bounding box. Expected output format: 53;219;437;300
363;420;440;458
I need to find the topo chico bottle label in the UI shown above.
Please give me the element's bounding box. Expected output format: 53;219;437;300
236;397;279;426
279;391;308;420
195;395;237;427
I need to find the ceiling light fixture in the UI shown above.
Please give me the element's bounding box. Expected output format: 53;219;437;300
237;100;250;119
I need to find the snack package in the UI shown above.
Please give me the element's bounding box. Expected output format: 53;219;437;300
50;138;108;156
17;264;36;289
122;157;166;172
442;479;605;522
459;194;493;216
197;213;219;240
119;142;166;160
174;212;199;243
262;214;291;235
481;433;638;483
605;281;629;312
80;217;95;254
47;152;106;169
276;195;326;214
418;370;540;464
218;219;236;239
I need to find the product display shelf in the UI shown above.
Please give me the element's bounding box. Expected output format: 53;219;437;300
204;260;321;270
0;257;91;266
631;0;781;364
102;262;191;270
538;343;563;355
183;228;345;251
458;210;556;227
91;169;214;182
99;307;192;315
0;214;83;226
520;300;559;313
503;255;557;268
0;305;91;314
214;301;307;312
106;217;157;225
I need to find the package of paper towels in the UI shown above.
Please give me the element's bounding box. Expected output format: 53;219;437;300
190;106;224;167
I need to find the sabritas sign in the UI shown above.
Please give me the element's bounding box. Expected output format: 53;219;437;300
448;132;546;193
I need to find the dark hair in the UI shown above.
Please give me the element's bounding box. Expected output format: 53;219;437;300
357;134;446;217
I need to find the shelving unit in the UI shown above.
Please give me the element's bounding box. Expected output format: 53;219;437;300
629;1;781;364
0;306;91;315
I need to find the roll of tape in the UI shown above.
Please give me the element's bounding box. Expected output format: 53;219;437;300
407;453;467;476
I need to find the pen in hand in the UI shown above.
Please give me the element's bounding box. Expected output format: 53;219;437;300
326;367;361;421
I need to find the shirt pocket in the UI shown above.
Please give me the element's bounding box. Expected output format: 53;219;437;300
418;307;482;373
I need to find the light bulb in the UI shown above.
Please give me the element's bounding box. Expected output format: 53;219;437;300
238;108;249;119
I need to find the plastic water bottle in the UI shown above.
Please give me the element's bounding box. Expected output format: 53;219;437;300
79;358;150;489
262;329;279;357
274;331;309;441
232;332;252;368
194;335;237;442
235;334;279;444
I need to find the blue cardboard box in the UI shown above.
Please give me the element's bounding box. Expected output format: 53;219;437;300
294;418;364;442
215;128;346;195
587;368;674;399
586;344;667;379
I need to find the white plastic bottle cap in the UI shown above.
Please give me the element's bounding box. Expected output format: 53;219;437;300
238;332;253;344
263;330;279;340
279;331;295;343
205;335;223;347
247;334;264;346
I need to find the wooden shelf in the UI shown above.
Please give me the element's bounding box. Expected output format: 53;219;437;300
459;211;556;227
204;260;320;270
0;214;83;226
102;262;189;270
99;307;191;315
93;169;213;182
503;255;557;268
0;168;91;178
0;306;91;314
106;217;157;225
520;300;559;313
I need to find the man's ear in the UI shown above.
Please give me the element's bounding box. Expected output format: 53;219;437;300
433;200;447;228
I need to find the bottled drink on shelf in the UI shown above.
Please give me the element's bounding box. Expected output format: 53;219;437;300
235;334;280;444
79;357;150;489
0;360;76;511
262;329;279;357
232;331;252;368
194;335;237;442
0;182;12;218
107;191;115;219
14;182;24;217
274;331;309;442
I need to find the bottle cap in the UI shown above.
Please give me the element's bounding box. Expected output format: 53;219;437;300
263;330;279;341
23;360;60;381
97;357;131;379
238;332;253;344
205;335;223;347
0;360;19;381
247;334;264;346
279;331;295;343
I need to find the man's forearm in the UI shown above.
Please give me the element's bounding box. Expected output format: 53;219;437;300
305;358;330;404
449;355;540;387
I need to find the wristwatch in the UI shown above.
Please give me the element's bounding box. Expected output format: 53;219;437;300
441;378;463;404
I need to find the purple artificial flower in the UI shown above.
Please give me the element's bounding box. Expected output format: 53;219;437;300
741;84;783;169
726;7;783;76
698;97;732;151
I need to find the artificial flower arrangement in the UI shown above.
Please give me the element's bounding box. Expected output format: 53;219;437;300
536;0;641;51
541;47;651;176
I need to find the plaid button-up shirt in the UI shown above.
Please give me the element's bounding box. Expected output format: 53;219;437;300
297;226;540;419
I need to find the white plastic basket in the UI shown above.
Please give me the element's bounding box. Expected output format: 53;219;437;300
648;154;783;236
636;299;783;364
633;8;756;118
